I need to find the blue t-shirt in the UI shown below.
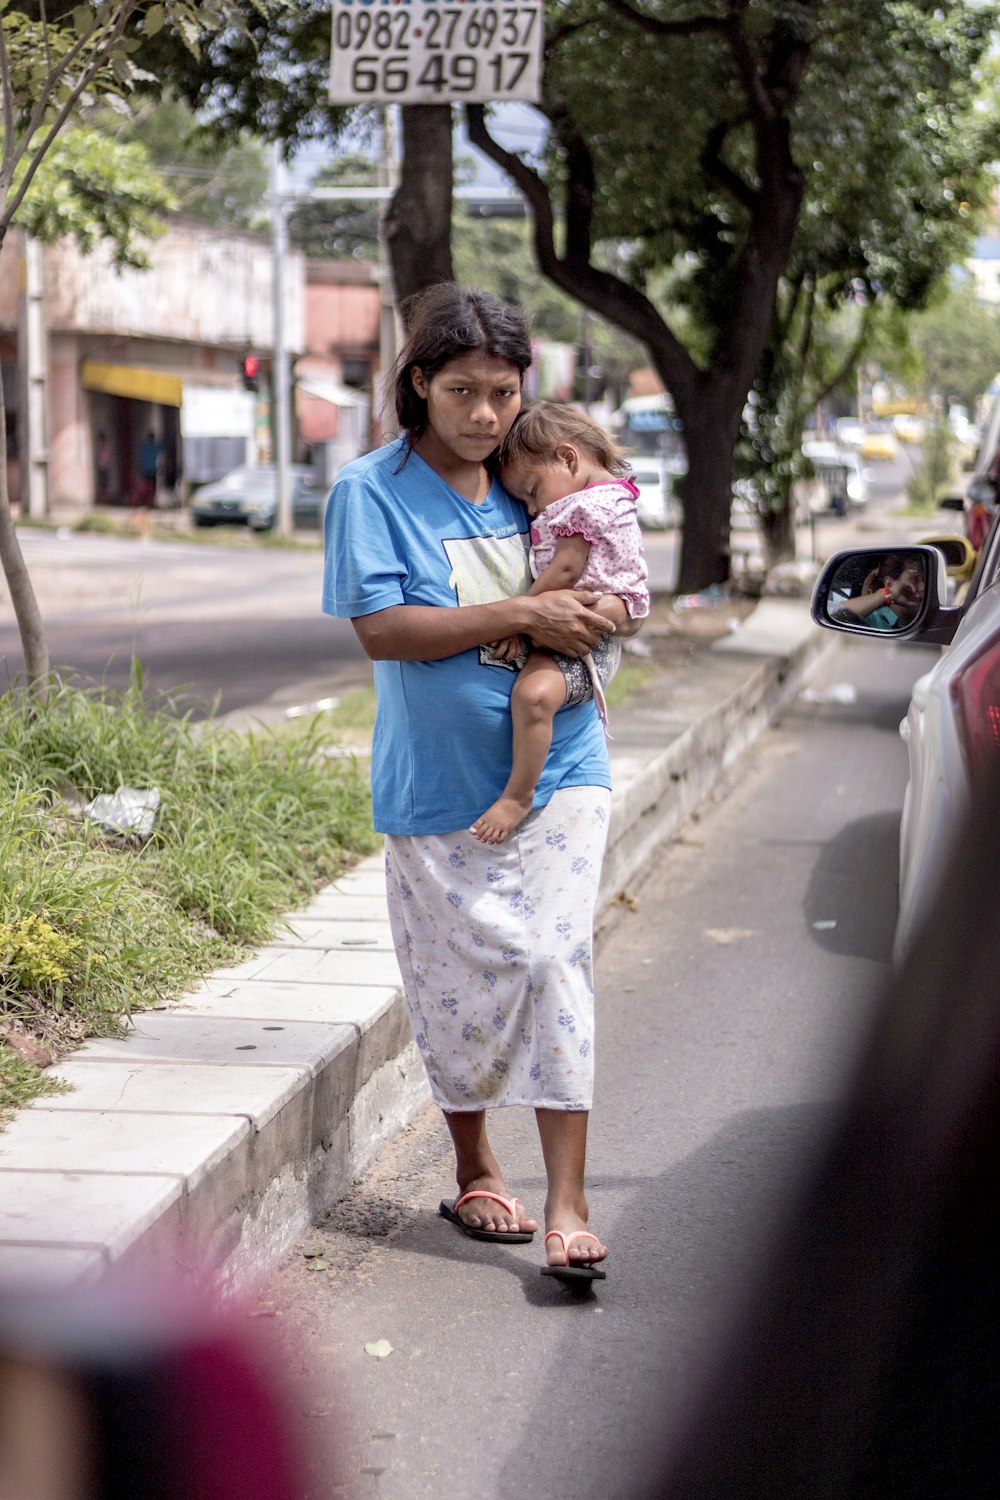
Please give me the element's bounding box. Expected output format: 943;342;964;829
322;438;610;835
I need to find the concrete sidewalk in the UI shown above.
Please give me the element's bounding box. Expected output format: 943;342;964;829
0;599;831;1294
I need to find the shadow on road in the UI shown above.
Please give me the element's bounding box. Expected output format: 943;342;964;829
804;809;902;964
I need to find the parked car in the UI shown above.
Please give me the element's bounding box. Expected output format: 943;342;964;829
859;428;900;462
811;525;1000;958
189;465;326;531
629;456;679;529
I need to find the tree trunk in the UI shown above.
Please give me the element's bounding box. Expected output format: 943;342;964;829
0;359;49;701
758;497;797;572
669;380;746;593
384;105;454;311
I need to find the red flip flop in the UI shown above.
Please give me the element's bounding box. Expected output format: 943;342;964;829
439;1191;535;1243
540;1229;607;1283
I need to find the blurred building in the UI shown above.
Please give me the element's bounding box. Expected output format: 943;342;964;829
0;224;380;516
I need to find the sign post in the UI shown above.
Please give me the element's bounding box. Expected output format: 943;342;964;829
329;1;544;107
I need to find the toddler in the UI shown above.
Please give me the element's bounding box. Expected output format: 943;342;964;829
470;402;650;844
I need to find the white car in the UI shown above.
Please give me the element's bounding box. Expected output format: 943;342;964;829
812;532;1000;958
629;457;679;529
801;440;869;511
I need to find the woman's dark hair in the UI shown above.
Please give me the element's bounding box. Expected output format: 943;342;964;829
390;283;533;438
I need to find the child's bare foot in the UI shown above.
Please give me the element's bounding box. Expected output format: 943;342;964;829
470;794;532;844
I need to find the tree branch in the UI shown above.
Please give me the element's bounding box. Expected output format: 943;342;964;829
702;121;757;212
1;3;140;232
0;20;16;183
605;1;736;40
465;104;701;399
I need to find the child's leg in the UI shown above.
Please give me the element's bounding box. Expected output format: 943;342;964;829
470;652;568;844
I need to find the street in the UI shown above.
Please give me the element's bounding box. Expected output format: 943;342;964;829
0;528;369;716
0;463;935;716
262;633;936;1500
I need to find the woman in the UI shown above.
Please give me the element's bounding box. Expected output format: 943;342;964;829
323;284;636;1282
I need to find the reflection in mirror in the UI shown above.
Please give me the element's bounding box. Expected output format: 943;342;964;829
825;549;929;632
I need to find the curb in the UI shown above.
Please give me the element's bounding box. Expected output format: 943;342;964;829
601;605;833;903
0;603;831;1293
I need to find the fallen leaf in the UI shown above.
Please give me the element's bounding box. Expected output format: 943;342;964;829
0;1026;52;1067
364;1339;393;1360
704;928;756;946
305;1257;329;1271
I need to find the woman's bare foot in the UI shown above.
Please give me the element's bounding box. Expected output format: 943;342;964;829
470;793;533;845
454;1174;539;1235
544;1209;607;1268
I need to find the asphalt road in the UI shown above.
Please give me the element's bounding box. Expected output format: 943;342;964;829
0;477;935;715
261;634;937;1500
0;529;369;715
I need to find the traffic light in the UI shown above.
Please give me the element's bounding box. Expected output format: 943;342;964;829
241;353;259;392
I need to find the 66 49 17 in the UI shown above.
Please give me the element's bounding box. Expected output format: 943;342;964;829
329;2;543;106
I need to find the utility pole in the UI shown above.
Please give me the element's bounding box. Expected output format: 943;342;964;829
376;109;401;434
18;237;49;518
270;143;293;539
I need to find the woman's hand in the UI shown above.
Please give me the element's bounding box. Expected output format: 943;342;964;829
523;590;610;657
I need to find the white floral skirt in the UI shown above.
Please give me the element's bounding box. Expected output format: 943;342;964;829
384;787;611;1112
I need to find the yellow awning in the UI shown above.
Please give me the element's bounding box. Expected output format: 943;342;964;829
81;359;183;408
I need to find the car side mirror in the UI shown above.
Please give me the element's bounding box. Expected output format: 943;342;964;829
811;545;960;645
915;533;977;579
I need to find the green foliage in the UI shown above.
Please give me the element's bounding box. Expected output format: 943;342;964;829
287;150;382;260
909;276;1000;413
105;96;268;231
0;672;378;1115
0;1049;67;1127
906;413;956;512
0;1;268;242
132;0;352;146
11;125;174;268
0;913;83;998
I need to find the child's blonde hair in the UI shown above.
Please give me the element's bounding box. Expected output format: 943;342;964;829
498;401;631;478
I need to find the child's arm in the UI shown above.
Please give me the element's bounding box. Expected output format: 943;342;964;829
489;536;592;660
532;538;642;633
528;534;592;595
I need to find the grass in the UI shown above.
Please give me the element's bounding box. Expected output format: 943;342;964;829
0;672;377;1122
1;651;655;1123
604;660;658;707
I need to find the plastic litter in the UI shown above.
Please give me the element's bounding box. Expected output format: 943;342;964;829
84;785;160;842
673;584;732;610
799;683;858;706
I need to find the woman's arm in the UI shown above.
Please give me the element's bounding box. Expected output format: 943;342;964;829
352;590;611;662
529;539;644;637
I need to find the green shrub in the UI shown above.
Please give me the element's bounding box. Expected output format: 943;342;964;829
0;675;377;1117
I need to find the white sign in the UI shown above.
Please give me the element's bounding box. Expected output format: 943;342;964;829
329;1;543;106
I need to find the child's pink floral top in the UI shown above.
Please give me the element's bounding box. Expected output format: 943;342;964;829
529;478;650;619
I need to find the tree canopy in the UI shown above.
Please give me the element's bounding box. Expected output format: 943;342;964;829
464;0;1000;585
